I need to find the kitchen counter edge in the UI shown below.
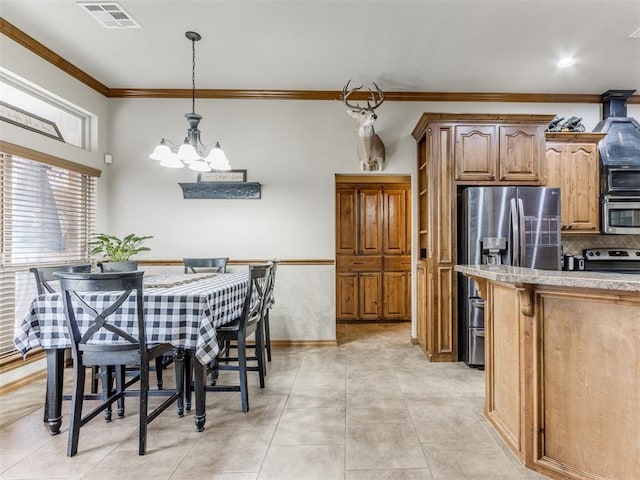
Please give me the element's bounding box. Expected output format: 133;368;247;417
454;265;640;292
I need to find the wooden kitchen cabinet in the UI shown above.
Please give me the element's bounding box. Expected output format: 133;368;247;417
454;123;547;184
335;180;411;322
412;113;554;361
545;133;606;234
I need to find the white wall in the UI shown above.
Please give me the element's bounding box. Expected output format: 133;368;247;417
107;97;627;343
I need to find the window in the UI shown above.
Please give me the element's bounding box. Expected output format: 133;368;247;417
0;70;91;149
0;145;98;362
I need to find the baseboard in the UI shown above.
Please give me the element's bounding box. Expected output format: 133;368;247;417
0;368;47;396
271;340;337;347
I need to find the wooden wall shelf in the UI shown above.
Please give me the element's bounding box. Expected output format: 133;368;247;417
178;182;261;199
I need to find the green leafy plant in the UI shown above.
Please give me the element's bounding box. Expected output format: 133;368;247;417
89;233;153;262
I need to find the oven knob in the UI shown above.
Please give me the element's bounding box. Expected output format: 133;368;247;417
595;251;601;256
636;251;640;257
587;251;594;257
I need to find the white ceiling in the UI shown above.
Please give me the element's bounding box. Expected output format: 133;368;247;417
1;0;639;95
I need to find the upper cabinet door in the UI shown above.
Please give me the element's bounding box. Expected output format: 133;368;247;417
454;125;497;181
359;189;383;254
336;188;358;254
499;125;545;183
382;188;408;254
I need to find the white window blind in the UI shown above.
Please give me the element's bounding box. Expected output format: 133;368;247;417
0;151;97;361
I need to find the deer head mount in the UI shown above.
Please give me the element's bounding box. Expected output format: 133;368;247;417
341;80;386;172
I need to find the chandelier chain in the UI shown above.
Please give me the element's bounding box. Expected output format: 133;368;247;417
191;37;196;114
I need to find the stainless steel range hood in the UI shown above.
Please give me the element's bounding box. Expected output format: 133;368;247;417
593;90;640;166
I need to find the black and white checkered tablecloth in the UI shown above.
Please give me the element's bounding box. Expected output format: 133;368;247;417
13;273;248;365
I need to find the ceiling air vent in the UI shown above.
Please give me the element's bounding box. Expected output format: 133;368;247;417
77;2;141;29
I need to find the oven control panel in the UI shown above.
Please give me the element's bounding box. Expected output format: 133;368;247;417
584;248;640;261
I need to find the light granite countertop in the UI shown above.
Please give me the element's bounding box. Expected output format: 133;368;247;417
455;265;640;293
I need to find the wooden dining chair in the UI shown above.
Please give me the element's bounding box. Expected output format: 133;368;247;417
263;260;279;363
203;264;271;412
54;271;183;456
183;257;229;274
29;264;111;419
97;260;171;389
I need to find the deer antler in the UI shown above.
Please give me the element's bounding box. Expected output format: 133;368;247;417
367;82;385;110
341;80;385;112
341;80;366;112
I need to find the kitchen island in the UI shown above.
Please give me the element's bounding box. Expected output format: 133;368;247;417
455;265;640;480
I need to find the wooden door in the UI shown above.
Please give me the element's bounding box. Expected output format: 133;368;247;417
359;272;382;319
454;125;496;181
561;143;599;232
382;188;407;254
499;125;544;183
383;272;407;319
336;273;358;320
336;189;358;254
358;189;382;255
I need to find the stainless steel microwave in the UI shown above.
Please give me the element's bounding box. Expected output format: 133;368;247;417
602;200;640;234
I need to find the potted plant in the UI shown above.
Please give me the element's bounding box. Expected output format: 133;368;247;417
89;233;153;272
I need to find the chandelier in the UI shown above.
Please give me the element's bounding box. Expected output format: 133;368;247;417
149;31;230;171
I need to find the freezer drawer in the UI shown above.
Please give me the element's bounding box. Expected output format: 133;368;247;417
468;298;485;328
468;327;485;367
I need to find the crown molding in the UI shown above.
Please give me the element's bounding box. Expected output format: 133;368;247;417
2;17;639;104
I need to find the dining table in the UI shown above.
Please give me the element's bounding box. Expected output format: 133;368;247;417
13;271;249;434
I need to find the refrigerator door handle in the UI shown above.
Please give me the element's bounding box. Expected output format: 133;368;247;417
510;198;520;266
518;197;526;266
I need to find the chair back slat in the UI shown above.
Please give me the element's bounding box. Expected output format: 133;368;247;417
238;264;271;331
266;259;279;308
30;264;92;295
183;257;228;274
54;271;146;364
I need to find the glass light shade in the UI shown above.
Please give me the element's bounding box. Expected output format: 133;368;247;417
159;154;184;168
177;142;201;162
188;159;212;172
150;143;173;161
206;144;231;171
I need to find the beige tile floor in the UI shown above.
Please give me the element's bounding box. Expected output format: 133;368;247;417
0;323;550;479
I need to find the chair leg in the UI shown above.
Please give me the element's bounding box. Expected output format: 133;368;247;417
237;335;249;413
264;310;272;362
256;322;266;388
67;364;86;457
183;352;192;412
100;365;113;422
116;365;126;418
155;356;163;389
91;366;99;393
174;349;184;417
138;360;149;455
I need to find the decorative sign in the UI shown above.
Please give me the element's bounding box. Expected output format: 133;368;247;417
0;101;65;142
179;182;261;199
197;169;247;183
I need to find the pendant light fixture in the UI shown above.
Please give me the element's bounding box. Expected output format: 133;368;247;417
150;31;230;171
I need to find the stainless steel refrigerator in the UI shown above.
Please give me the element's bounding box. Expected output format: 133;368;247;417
458;186;561;367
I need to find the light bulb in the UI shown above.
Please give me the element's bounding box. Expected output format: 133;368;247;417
159;153;184;168
177;142;201;162
188;159;212;172
206;143;231;171
150;143;173;161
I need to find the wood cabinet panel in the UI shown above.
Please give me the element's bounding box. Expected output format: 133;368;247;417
382;272;407;319
486;282;523;457
383;188;407;254
383;255;411;272
336;273;358;320
455;125;497;181
336;182;410;322
359;189;383;255
416;263;427;347
336;255;382;272
359;272;382;319
499;125;544;183
544;133;604;234
336;189;357;254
